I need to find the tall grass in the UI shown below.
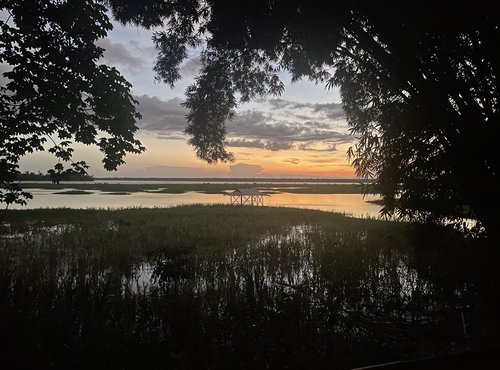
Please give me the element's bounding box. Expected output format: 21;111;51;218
0;205;496;369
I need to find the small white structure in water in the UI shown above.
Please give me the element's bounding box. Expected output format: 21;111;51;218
224;188;269;206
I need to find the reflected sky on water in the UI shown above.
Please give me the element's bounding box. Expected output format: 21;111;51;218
10;188;382;218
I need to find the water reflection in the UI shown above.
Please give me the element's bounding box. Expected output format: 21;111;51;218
268;193;381;217
10;188;382;218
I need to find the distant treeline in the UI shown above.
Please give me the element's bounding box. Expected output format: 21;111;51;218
18;171;94;182
95;177;374;183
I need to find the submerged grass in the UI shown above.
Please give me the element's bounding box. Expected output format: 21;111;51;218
0;205;497;369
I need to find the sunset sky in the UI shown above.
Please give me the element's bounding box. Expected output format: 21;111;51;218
20;19;357;178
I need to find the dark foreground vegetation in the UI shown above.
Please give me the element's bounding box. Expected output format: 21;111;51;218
0;205;498;369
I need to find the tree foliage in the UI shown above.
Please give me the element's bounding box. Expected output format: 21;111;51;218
108;1;500;235
0;0;145;204
47;161;89;184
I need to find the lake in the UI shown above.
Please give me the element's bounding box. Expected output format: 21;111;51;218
10;187;382;218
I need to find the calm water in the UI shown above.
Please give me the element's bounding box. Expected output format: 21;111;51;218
11;188;382;218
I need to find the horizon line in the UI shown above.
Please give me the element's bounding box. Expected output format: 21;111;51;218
94;176;374;182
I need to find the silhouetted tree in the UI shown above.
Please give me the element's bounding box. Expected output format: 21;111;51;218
107;1;500;239
47;161;90;184
47;164;64;185
16;170;93;181
0;0;145;205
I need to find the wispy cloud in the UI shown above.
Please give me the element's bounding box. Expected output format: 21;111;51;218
227;139;293;151
266;98;345;120
296;143;339;152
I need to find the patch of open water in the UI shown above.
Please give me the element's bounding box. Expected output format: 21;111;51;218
9;188;382;218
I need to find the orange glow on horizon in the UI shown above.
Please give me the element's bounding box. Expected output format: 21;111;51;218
19;134;358;179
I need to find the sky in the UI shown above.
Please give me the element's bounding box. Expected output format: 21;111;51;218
19;18;357;178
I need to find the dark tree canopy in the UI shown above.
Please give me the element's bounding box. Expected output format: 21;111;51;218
2;1;499;239
107;1;500;237
0;0;145;205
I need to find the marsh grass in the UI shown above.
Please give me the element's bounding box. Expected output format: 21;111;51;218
0;205;496;369
52;190;94;195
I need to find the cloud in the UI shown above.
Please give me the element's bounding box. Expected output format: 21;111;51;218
297;143;338;152
155;134;186;141
96;38;143;69
284;158;300;164
227;139;293;151
264;141;294;151
229;163;264;177
314;103;346;120
229;113;329;141
266;98;345;120
227;139;267;149
0;63;10;72
131;95;353;153
229;111;350;142
226;110;352;151
0;63;12;85
181;57;201;76
135;95;187;132
232;110;269;126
